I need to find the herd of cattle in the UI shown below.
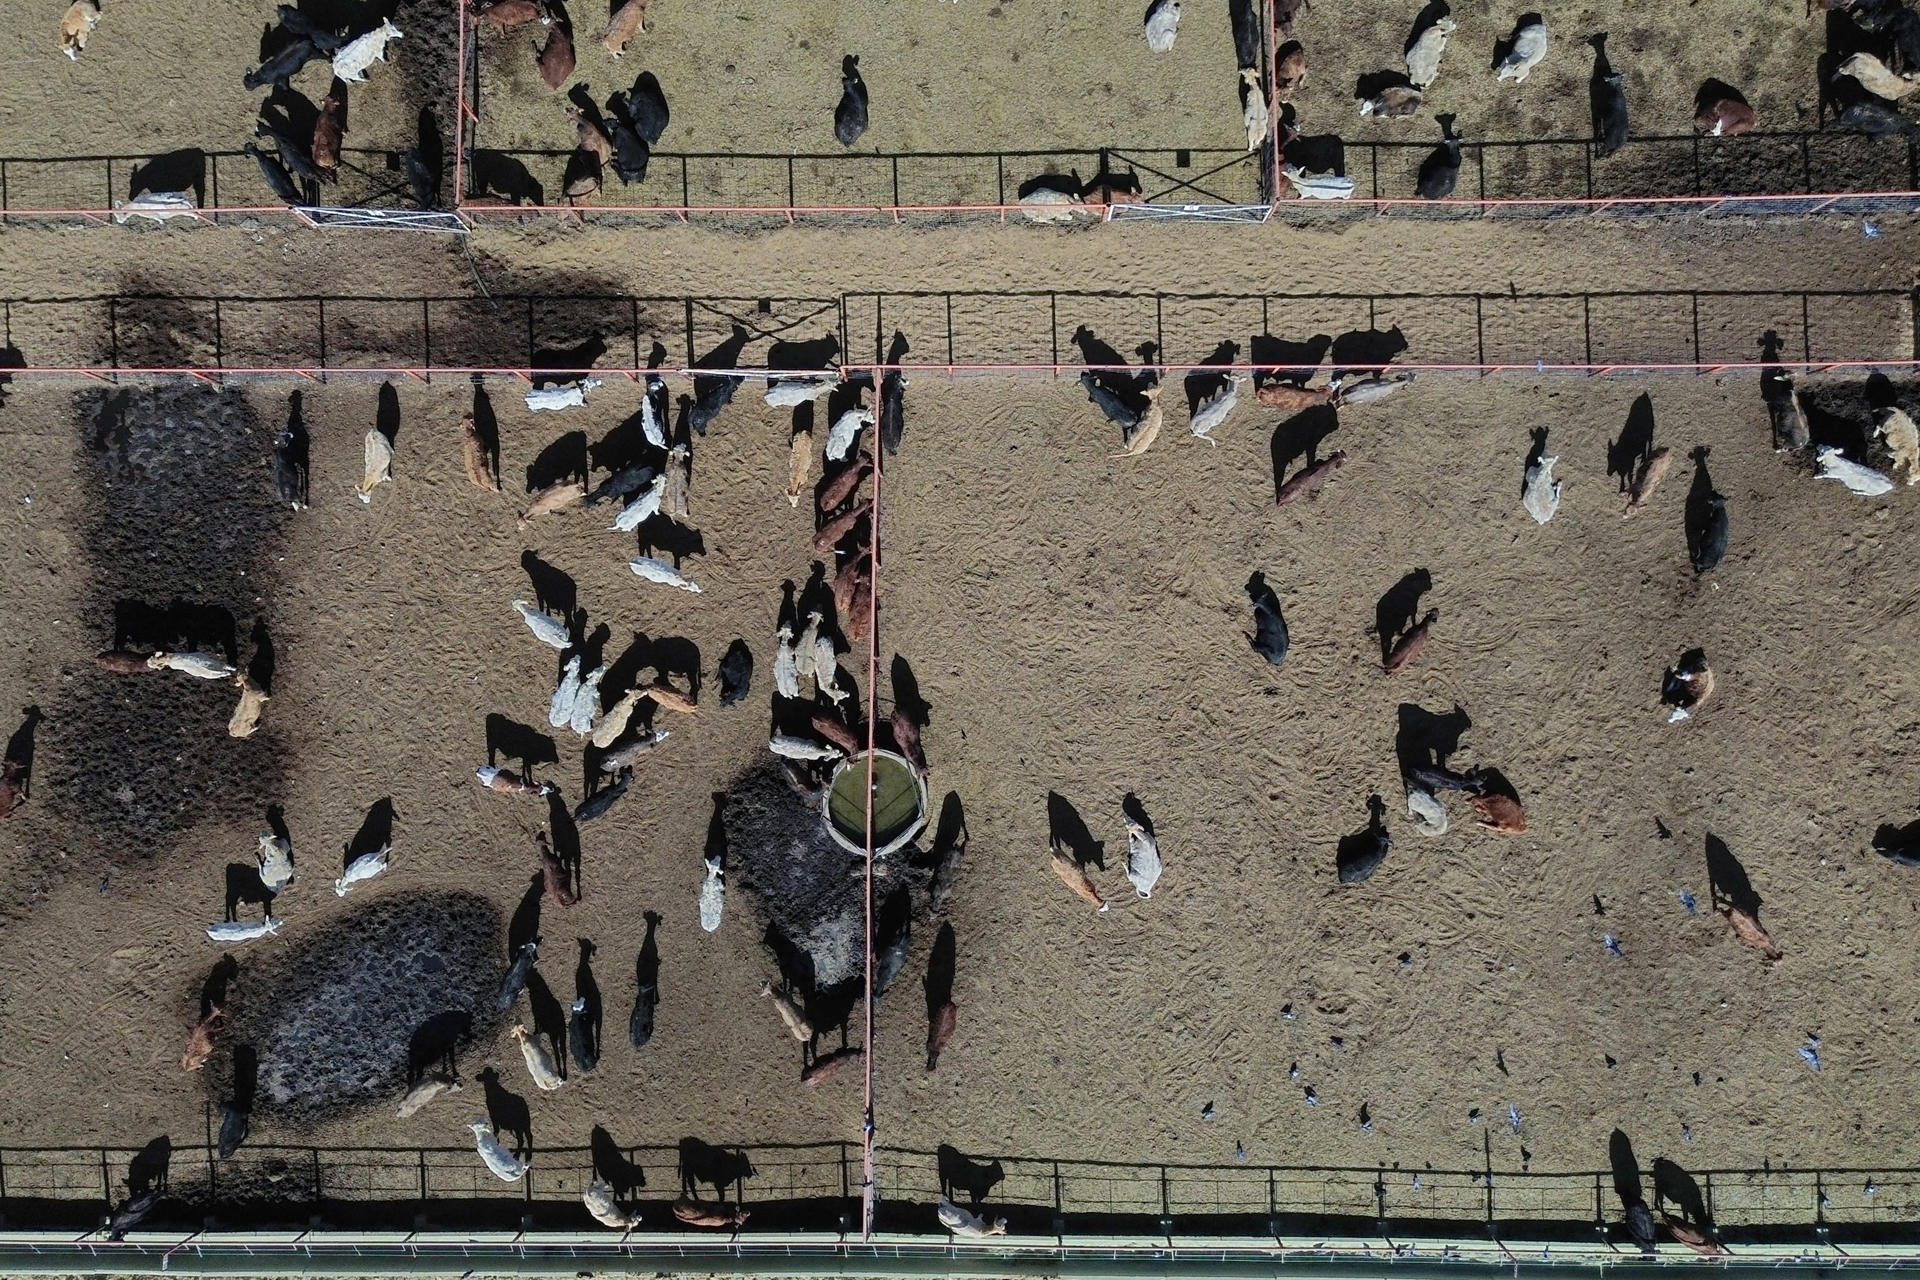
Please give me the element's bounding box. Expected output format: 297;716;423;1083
12;322;1911;1238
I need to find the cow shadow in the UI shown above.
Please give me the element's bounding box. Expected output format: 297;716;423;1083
924;920;956;1018
1405;0;1451;50
636;517;707;570
1652;1156;1711;1226
486;714;560;773
406;1009;474;1084
1183;340;1240;415
890;653;929;726
1070;325;1132;375
4;706;41;790
343;797;394;868
1355;68;1418;103
546;791;584;890
1270;404;1341;500
1045;791;1105;871
937;1144;1004;1206
526;431;590;493
764;921;817;1001
470;381;502;482
767;334;842;372
114;599;238;661
374;381;401;449
1704;832;1761;916
200;954;239;1018
128;149;208;207
244;619;275;694
632;910;662;1047
126;1136;172;1196
1335;794;1388;874
1608;393;1657;491
530;335;607;389
573;939;601;1065
1395;702;1472;776
524;967;568;1075
508;871;544;956
590;1124;646;1197
470;151;544;206
1608;1127;1644;1208
1332;326;1408;380
678;1136;755;1200
1874;810;1920;862
1684;447;1720;565
1374;569;1432;663
1490;12;1543;69
223;863;276;922
477;1067;532;1158
1251;332;1331;388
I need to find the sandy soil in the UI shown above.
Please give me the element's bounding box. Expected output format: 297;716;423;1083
466;0;1918;208
0;213;1917;1225
0;0;452;210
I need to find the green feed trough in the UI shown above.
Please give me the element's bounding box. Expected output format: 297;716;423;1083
822;749;929;858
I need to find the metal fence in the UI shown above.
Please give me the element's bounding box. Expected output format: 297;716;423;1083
6;1140;1920;1243
4;287;1913;383
0;147;444;226
448;0;1920;225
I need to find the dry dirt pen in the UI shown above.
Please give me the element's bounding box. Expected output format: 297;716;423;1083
0;0;454;216
0;286;1915;378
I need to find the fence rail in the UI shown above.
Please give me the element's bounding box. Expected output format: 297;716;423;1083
5;1140;1920;1243
0;148;438;224
1;288;1914;383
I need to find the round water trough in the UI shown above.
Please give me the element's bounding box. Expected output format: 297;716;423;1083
822;749;929;858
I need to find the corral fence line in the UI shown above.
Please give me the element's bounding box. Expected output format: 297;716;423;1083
3;1140;1920;1243
0;148;457;228
1;288;1915;383
445;134;1920;226
440;0;1920;227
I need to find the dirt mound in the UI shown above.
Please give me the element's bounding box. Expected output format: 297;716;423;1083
226;891;503;1123
722;762;923;994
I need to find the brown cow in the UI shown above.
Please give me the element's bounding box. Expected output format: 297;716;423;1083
1382;608;1437;675
182;1004;226;1071
535;830;577;907
1276;450;1347;505
1049;848;1109;912
1469;791;1527;835
926;1000;957;1070
599;0;652;54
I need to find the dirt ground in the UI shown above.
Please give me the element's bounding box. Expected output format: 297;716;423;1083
0;213;1918;1219
466;0;1914;208
0;0;452;210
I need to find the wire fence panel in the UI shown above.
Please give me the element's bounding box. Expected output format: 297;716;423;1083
2;289;1916;381
0;149;438;224
8;1144;1920;1244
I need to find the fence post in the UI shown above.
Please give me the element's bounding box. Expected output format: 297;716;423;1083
310;1148;322;1215
1048;292;1058;375
418;1148;427;1205
208;153;219;224
1691;292;1701;371
1703;1170;1715;1225
213;299;224;374
421;299;432;381
100;1149;113;1206
316;298;328;382
630;299;641;373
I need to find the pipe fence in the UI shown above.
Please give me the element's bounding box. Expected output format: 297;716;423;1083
444;0;1920;226
0;148;457;227
2;288;1915;383
5;1140;1920;1244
